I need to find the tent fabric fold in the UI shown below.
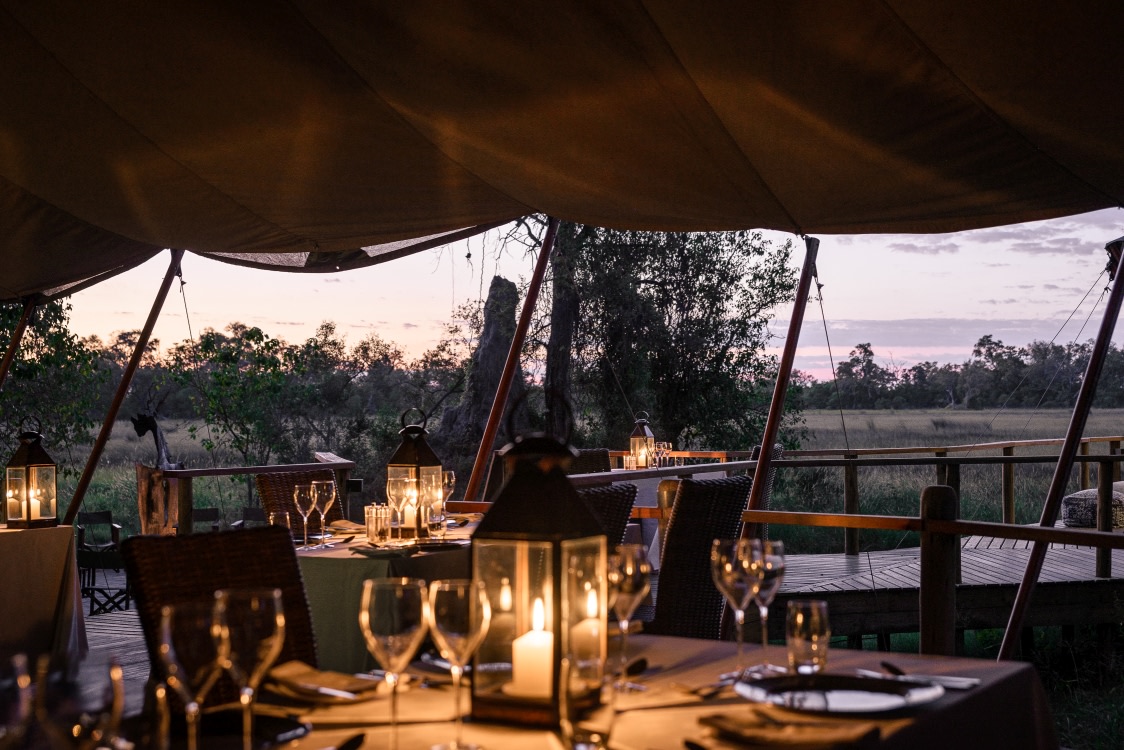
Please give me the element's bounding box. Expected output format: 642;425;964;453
1;1;1122;301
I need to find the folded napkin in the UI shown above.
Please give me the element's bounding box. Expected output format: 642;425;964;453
328;519;365;532
699;712;880;749
266;661;383;704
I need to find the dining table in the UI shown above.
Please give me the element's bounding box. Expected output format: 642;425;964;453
296;518;476;673
0;524;87;670
260;633;1057;750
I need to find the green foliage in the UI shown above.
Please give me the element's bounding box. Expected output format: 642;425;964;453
0;301;105;467
799;335;1107;410
566;228;800;450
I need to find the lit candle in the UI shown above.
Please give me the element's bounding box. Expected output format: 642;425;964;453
29;498;40;520
511;597;553;698
569;588;601;664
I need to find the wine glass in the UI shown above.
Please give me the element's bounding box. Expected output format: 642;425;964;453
606;544;650;692
440;471;456;540
215;588;286;750
312;480;337;548
359;578;428;750
710;538;763;674
293;483;316;550
158;599;227;750
426;580;492;750
0;654;31;749
386;477;410;540
745;540;786;675
33;654;125;750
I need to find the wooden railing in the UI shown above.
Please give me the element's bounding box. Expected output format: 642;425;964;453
138;453;355;535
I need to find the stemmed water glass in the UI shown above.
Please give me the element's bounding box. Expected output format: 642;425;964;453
746;540;786;675
215;588;286;750
0;654;31;749
293;483;316;550
426;580;492;750
710;538;764;674
312;480;337;548
359;578;428;750
33;654;125;750
386;476;410;540
606;544;651;692
158;599;227;750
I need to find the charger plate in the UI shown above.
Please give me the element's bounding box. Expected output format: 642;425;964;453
734;674;944;714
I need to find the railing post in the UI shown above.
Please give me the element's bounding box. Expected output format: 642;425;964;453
1113;440;1122;483
1002;446;1016;524
1080;442;1091;489
165;476;194;535
934;450;947;486
920;485;958;656
1097;460;1114;578
844;454;859;555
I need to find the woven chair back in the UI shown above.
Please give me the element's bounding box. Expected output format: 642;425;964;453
255;468;343;536
121;525;318;710
647;474;752;640
576;483;639;545
567;448;613;475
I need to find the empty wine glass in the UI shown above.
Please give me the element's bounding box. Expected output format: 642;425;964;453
426;580;492;750
312;480;337;547
293;484;316;550
606;544;650;692
33;654;125;750
359;578;428;750
744;540;786;676
0;654;31;749
215;588;286;750
386;476;410;540
158;599;227;750
710;538;763;674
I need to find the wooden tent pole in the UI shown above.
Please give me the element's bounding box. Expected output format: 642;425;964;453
998;238;1124;659
0;298;37;391
463;217;559;503
63;249;185;524
744;236;819;534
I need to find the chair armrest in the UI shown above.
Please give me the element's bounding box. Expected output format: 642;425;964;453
75;524;87;550
231;520;245;529
111;523;122;545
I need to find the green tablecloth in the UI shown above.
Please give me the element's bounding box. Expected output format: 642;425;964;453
297;542;471;673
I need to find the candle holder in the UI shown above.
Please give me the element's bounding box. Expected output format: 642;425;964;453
5;422;58;528
471;432;608;728
386;408;443;539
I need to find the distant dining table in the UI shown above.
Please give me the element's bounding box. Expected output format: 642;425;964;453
272;634;1057;750
0;524;87;668
296;520;476;673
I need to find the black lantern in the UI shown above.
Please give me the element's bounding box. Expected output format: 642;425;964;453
470;432;609;727
386;408;443;538
5;424;58;528
629;411;656;469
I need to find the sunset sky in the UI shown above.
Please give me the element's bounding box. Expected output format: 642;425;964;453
65;207;1124;380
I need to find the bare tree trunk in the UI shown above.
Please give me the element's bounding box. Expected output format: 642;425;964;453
545;222;584;438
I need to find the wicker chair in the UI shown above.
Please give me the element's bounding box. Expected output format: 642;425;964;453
568;448;613;475
121;526;318;710
255;469;343;537
576;483;639;546
645;474;753;640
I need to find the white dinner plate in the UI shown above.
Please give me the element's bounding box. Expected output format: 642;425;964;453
734;673;944;714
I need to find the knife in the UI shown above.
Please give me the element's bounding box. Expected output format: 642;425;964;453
854;668;980;690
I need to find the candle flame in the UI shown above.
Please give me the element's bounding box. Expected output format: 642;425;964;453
499;578;513;612
585;589;598;618
532;597;545;632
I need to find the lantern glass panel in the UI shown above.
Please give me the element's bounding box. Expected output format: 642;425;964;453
30;466;56;520
473;539;555;700
561;536;608;690
418;465;442;520
630;435;655;468
5;468;25;522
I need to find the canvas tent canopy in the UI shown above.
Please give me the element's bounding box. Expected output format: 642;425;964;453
1;0;1123;303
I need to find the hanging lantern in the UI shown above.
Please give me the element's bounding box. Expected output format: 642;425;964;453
5;423;58;529
630;411;656;469
471;432;609;728
385;408;443;538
